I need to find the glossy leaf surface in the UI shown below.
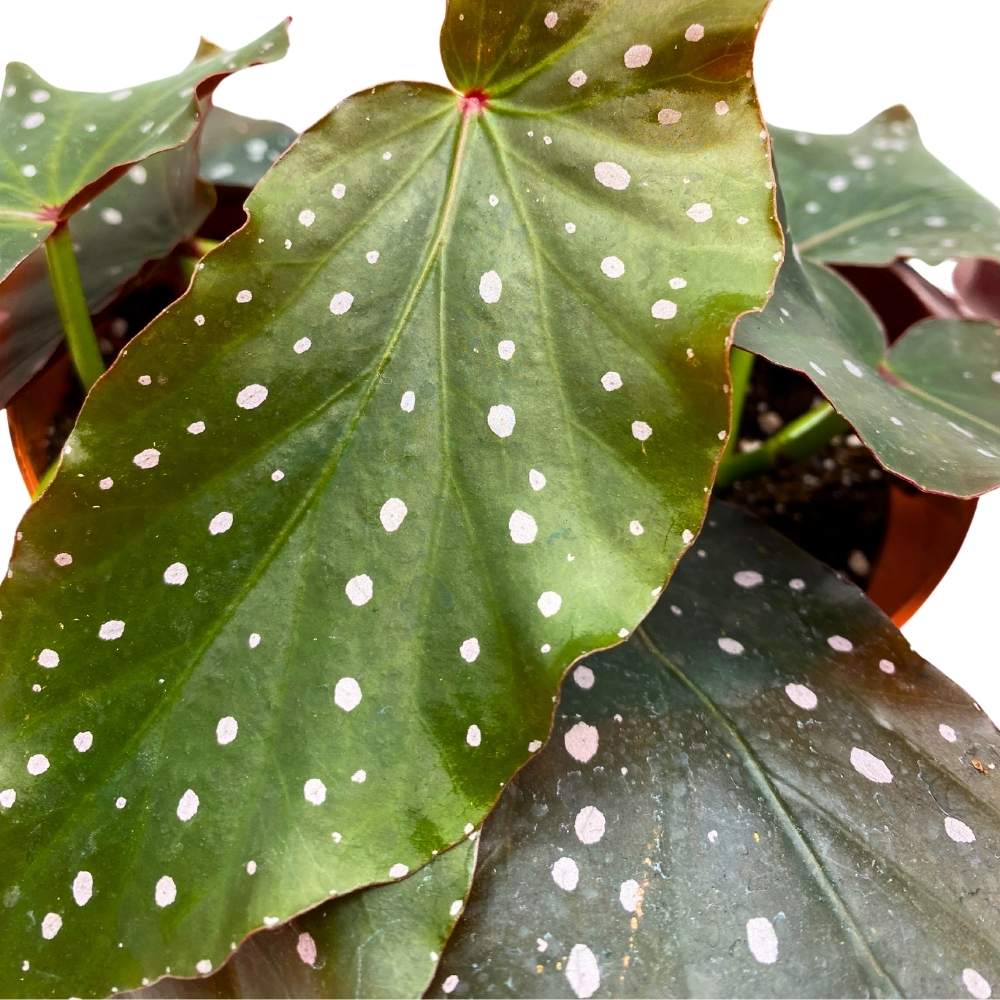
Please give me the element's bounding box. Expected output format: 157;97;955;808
736;107;1000;495
0;3;779;996
0;22;288;282
432;502;1000;999
130;839;476;999
0;140;213;407
738;246;1000;495
198;107;296;188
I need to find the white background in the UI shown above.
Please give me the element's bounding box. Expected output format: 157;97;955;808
1;0;998;718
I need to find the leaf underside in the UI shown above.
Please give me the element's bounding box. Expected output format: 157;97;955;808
0;2;779;996
430;502;1000;999
0;22;288;285
736;107;1000;496
129;838;477;999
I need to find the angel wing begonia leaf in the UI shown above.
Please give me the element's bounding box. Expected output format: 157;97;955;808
0;139;214;407
737;236;1000;495
735;108;1000;495
198;107;296;188
0;3;779;996
0;21;288;283
129;839;477;999
431;502;1000;999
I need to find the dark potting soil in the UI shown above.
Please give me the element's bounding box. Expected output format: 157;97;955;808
716;357;890;590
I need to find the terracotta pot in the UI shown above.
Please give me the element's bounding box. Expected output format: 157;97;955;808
867;484;977;627
7;351;78;496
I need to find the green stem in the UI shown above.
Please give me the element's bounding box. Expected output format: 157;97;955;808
44;224;104;390
715;402;849;489
721;347;754;467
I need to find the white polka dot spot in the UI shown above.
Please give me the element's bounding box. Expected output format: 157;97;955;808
345;574;373;607
479;270;502;304
99;620;125;641
163;562;188;586
176;788;199;822
594;161;630;190
216;716;238;745
537;591;562;617
508;509;538;544
334;677;363;712
574;805;605;844
564;721;599;763
551;856;579;891
850;746;893;784
565;943;601;999
379;497;408;532
487;404;516;438
329;291;354;315
303;778;327;805
746;917;778;964
624;44;652;68
155;875;177;907
785;683;818;711
209;511;233;535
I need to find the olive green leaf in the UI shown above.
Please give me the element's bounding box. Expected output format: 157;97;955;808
0;139;213;407
735;107;1000;495
0;3;779;996
199;108;296;189
129;839;476;999
431;501;1000;999
0;21;288;283
737;237;1000;496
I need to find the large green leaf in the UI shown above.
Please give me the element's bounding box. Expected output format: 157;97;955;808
737;240;1000;495
198;107;296;188
0;22;288;283
129;839;476;999
0;3;779;996
0;138;214;407
735;107;1000;496
431;502;1000;998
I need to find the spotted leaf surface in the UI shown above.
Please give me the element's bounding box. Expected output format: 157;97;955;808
129;839;476;999
768;106;1000;266
198;107;296;189
431;502;1000;999
0;138;214;407
738;240;1000;495
0;3;778;996
0;22;288;283
736;108;1000;495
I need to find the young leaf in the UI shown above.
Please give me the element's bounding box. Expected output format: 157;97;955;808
0;22;288;283
735;108;1000;496
737;237;1000;495
0;3;779;996
129;839;476;999
431;502;1000;999
0;140;213;407
199;107;296;188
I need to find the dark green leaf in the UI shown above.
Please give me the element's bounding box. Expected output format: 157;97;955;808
0;4;779;996
0;22;288;282
198;107;296;189
735;107;1000;495
129;839;476;999
0;139;213;407
737;242;1000;495
432;501;1000;999
770;106;1000;265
